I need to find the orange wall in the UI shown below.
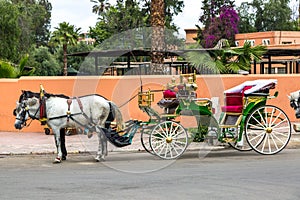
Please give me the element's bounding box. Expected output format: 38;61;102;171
1;75;299;133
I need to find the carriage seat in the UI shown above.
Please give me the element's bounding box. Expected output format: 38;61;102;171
157;89;179;114
221;92;244;113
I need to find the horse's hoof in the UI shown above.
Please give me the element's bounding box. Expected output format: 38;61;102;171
87;132;93;139
95;156;105;162
53;157;61;163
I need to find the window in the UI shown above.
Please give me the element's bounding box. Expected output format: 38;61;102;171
262;39;270;45
282;41;292;44
245;40;255;46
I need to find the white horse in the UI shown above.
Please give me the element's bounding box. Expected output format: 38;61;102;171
14;90;124;163
288;90;300;118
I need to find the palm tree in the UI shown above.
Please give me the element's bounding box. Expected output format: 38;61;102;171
90;0;110;15
186;41;267;74
150;0;165;74
50;22;81;76
0;55;34;78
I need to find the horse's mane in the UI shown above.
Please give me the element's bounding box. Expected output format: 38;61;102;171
20;91;107;101
20;90;69;102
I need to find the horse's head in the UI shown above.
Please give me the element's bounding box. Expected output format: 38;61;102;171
14;91;39;129
288;90;300;118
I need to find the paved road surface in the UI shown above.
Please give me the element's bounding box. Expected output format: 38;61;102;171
0;149;300;200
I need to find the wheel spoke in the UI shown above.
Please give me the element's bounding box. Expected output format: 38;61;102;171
269;133;280;150
170;143;180;155
250;114;266;128
271;118;288;129
150;121;188;159
158;124;168;138
157;143;167;156
248;130;265;143
247;122;265;130
271;130;289;138
258;108;267;126
270;111;283;127
270;131;287;145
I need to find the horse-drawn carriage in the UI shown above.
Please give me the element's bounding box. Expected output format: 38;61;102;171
14;75;292;162
136;75;291;159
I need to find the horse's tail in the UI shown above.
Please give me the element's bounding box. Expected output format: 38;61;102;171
109;101;125;132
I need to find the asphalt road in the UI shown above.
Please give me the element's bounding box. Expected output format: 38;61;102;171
1;149;300;200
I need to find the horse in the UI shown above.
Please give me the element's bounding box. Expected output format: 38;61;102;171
288;90;300;118
14;90;124;163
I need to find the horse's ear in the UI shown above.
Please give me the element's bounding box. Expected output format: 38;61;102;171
28;98;38;106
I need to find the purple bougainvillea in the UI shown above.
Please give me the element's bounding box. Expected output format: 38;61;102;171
202;6;239;48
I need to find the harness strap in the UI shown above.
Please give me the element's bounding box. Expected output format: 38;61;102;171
76;97;83;111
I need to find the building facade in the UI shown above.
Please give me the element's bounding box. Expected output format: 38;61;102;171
184;29;300;74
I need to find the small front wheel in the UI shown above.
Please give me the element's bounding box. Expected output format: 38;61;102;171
150;121;188;159
245;105;291;155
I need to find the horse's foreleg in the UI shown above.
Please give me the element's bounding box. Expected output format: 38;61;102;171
60;128;67;160
95;130;108;162
53;130;63;163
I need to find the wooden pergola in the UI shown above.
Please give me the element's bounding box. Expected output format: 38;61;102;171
68;48;300;75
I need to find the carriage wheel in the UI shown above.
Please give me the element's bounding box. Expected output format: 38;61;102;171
141;128;155;155
150;121;188;159
245;105;291;155
228;128;252;151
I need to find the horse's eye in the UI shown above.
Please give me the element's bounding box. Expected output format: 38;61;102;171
290;101;297;109
13;109;17;116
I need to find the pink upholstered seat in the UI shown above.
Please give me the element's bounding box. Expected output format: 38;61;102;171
163;89;177;98
221;92;243;113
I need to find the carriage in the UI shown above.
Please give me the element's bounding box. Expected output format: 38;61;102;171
128;74;292;159
14;75;292;162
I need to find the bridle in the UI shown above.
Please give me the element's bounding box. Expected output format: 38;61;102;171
290;95;300;110
14;95;40;127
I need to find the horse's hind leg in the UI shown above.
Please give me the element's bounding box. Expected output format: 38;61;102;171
95;130;108;162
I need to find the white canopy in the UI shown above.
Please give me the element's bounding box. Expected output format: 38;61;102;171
224;79;277;94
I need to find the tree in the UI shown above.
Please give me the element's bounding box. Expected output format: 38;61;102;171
263;0;294;31
150;0;166;74
141;0;184;31
89;0;146;45
0;1;21;62
0;0;52;62
186;41;267;74
50;22;81;76
0;55;35;78
200;6;239;48
27;46;60;76
91;0;110;15
237;2;257;33
237;0;296;33
199;0;234;28
196;0;238;47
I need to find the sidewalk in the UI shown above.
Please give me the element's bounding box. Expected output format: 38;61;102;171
1;130;300;155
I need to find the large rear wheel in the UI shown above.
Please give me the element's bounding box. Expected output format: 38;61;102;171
150;121;188;159
245;105;291;155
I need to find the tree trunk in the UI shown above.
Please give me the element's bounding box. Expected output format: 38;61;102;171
63;44;68;76
150;0;165;75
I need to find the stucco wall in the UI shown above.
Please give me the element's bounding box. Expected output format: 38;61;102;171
2;74;298;133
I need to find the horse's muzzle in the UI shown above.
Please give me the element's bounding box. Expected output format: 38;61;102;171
14;122;23;130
